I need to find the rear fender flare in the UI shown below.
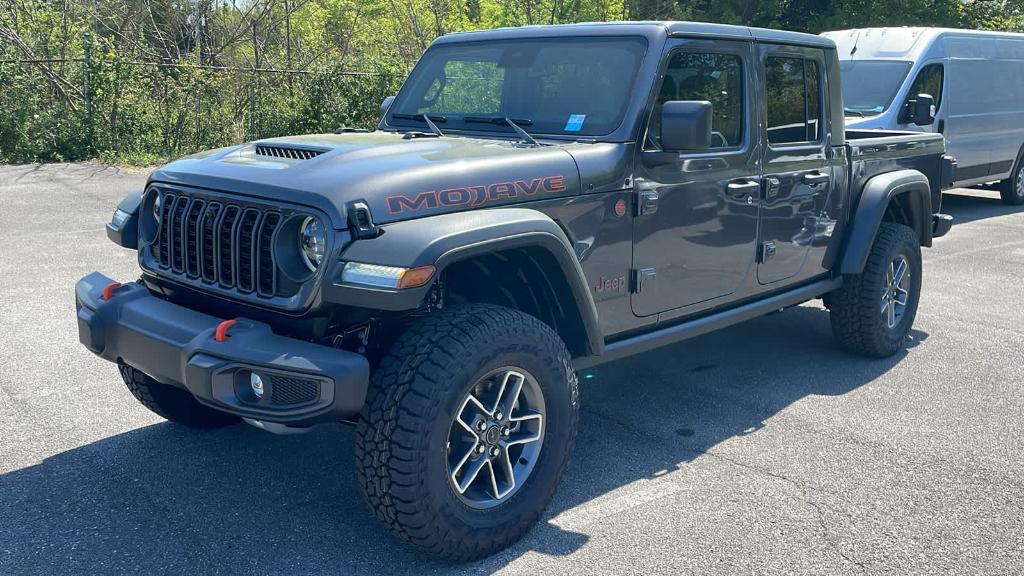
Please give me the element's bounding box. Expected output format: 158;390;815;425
839;169;932;275
325;208;603;356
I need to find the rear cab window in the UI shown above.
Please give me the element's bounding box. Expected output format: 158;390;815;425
766;56;824;145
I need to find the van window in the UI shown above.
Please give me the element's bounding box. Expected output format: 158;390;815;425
908;63;944;109
766;56;823;145
647;52;744;150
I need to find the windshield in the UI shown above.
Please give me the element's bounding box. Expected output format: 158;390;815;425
839;60;912;116
388;37;649;137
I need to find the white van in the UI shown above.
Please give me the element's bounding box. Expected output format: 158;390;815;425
822;27;1024;205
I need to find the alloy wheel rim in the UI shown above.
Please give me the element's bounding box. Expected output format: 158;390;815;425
447;367;545;509
881;255;911;330
1017;167;1024;197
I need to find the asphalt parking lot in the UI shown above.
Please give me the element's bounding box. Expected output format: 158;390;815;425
1;162;1022;575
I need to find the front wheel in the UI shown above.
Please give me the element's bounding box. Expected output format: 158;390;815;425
999;162;1024;206
828;222;923;358
354;304;579;560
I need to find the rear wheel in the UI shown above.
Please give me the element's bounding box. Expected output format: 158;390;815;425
119;364;239;428
999;159;1024;206
828;223;922;358
355;304;579;560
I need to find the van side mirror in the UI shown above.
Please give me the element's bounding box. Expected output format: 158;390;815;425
907;93;936;126
380;95;396;117
661;100;713;151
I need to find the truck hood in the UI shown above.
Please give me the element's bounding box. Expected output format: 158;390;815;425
149;132;585;228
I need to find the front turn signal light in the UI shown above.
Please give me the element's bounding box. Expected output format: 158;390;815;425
341;262;435;289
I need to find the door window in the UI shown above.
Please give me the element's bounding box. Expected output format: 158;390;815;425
647;52;744;150
766;56;822;145
907;63;944;109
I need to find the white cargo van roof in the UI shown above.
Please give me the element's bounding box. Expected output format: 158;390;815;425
822;27;1024;60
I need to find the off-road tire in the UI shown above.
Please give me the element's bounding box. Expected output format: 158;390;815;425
118;364;239;428
829;223;923;358
998;159;1024;206
354;304;579;560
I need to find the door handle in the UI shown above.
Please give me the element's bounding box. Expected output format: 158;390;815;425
727;179;761;198
803;171;831;186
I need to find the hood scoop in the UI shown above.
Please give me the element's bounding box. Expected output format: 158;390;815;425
254;143;327;161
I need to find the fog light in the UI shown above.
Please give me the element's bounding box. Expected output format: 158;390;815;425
250;373;265;399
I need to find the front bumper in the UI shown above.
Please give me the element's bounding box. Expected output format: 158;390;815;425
75;272;370;425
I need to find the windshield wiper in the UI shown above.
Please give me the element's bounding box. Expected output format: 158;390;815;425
391;113;447;137
464;116;539;146
844;108;866;118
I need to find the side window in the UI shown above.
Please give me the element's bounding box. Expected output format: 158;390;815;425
766;56;823;145
648;52;744;150
908;63;944;109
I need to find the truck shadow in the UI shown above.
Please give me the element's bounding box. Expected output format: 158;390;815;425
942;189;1023;225
0;305;925;574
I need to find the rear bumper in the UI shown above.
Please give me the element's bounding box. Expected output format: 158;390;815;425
75;272;370;425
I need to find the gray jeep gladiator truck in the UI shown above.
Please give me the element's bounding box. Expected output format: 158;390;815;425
77;21;954;559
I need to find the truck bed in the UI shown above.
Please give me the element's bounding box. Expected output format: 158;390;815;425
845;129;949;213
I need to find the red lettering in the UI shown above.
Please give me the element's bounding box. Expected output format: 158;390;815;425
543;175;567;193
488;182;517;200
514;178;544;196
387;191;438;214
438;188;472;206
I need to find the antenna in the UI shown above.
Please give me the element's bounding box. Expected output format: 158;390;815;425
851;30;861;57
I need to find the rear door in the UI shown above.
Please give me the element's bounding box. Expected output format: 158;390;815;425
631;39;760;317
757;45;833;285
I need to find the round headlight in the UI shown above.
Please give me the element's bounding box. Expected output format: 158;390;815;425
299;217;326;271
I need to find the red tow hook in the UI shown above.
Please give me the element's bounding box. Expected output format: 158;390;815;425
214;319;237;343
101;282;123;301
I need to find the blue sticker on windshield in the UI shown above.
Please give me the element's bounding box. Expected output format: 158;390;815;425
564;114;586;132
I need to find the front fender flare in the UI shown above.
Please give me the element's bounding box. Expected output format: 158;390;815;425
323;208;603;356
839;169;932;275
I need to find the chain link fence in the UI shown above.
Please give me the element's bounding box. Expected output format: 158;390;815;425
0;41;405;164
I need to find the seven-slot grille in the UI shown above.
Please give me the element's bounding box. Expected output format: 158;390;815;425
154;191;286;298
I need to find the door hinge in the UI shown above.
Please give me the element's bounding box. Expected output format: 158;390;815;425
636;190;659;216
630;268;656;293
758;241;777;263
763;177;781;200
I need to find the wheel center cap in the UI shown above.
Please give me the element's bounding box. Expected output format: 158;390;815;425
485;425;501;445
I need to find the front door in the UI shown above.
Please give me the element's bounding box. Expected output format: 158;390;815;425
758;45;833;285
632;39;760;317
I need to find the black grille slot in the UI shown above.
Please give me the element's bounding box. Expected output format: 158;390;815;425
149;189;313;301
170;196;189;273
236;209;260;293
254;144;324;161
200;203;222;282
218;206;240;286
184;199;205;277
257;212;281;297
270;375;319;406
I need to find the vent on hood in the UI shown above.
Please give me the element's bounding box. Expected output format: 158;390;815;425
254;144;325;161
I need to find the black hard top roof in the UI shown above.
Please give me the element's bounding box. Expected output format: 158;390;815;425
434;21;835;50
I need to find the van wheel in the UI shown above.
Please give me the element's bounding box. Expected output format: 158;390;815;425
354;304;579;560
828;223;922;358
1000;161;1024;205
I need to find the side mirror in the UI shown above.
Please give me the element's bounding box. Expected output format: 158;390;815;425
661;100;713;152
380;95;396;117
907;93;936;126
